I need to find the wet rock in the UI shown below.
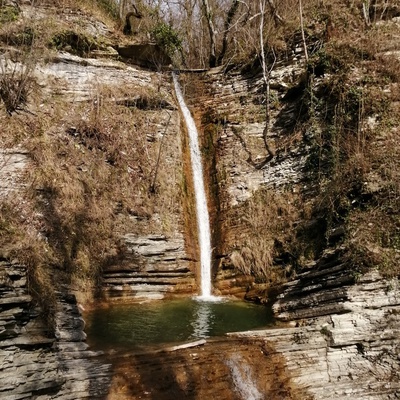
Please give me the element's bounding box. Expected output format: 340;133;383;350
232;272;400;399
231;248;400;399
106;338;305;400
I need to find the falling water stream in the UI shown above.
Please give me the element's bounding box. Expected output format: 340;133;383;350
172;72;213;299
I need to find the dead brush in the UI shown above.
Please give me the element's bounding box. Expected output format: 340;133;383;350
229;189;301;284
24;82;179;292
0;199;57;332
0;57;35;115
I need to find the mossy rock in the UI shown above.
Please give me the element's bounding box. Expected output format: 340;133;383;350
49;30;99;57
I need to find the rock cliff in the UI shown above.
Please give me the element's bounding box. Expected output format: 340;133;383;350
186;11;400;398
232;267;400;399
0;2;193;398
0;259;111;399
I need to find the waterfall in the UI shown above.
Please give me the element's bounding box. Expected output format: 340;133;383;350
173;72;213;299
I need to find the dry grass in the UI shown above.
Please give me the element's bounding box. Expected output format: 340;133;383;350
229;189;301;284
21;83;181;289
0;55;36;115
0;197;57;331
0;73;183;311
216;0;400;287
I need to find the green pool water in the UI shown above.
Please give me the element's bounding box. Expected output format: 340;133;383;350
85;298;274;351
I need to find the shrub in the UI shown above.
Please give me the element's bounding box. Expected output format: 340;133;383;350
0;200;56;333
0;26;35;47
229;189;301;284
151;22;182;59
0;59;35;115
49;30;98;56
0;5;19;26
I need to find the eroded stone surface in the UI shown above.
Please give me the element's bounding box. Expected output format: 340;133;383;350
192;57;308;207
0;261;112;400
103;234;196;300
0;148;29;197
106;338;306;400
231;267;400;399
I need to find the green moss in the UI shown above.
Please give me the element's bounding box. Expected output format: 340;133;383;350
0;5;19;26
49;30;98;57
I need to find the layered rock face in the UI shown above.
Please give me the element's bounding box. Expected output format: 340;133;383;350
0;260;111;399
0;4;193;398
232;267;400;399
103;234;196;300
27;17;196;300
187;44;311;295
187;24;400;398
2;3;400;400
192;56;307;206
261;250;400;398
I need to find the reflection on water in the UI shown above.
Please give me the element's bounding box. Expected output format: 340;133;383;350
191;301;213;338
85;298;274;351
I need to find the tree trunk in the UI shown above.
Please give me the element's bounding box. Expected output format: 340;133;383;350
259;0;276;159
299;0;309;63
201;0;217;67
217;0;240;65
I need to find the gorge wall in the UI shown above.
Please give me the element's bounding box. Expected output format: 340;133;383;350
1;1;400;399
0;2;197;398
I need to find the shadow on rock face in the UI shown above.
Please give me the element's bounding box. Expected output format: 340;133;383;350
116;44;172;69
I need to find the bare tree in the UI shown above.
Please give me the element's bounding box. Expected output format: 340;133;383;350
201;0;218;67
259;0;276;161
299;0;308;63
217;0;240;65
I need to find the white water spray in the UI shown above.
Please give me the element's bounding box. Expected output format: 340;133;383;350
173;73;213;299
226;354;263;400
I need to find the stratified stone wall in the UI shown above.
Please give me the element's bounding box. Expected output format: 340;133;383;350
0;260;111;399
232;268;400;399
103;234;196;300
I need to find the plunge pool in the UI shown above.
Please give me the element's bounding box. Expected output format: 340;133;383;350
85;298;274;351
